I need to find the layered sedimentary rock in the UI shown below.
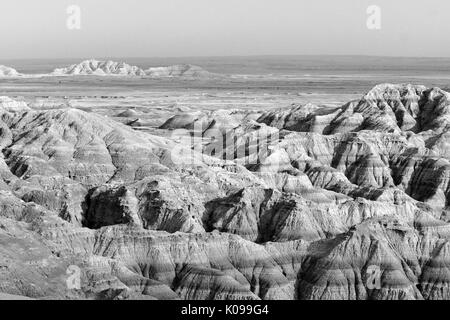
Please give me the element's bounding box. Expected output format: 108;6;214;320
50;60;217;79
145;64;217;78
1;59;219;79
52;59;147;76
3;84;450;300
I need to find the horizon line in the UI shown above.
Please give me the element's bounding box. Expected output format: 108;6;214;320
3;53;450;62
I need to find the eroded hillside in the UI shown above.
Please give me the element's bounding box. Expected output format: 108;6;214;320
2;84;450;300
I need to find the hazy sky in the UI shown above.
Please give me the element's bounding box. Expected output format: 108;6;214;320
1;0;449;59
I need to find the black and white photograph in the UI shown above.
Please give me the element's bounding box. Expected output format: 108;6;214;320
1;0;450;312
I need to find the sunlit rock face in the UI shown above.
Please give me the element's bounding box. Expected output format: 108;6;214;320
0;65;20;77
4;84;450;300
51;59;147;76
50;60;217;79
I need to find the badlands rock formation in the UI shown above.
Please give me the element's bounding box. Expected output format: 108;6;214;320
145;64;217;78
50;59;216;78
52;59;147;76
4;84;450;300
0;65;19;77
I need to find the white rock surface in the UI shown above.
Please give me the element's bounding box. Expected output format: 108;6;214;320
3;84;450;300
0;65;19;77
0;96;30;112
51;59;146;76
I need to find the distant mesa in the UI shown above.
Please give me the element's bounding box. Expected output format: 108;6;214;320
0;65;20;77
145;64;217;78
50;59;218;78
51;59;146;76
0;59;218;78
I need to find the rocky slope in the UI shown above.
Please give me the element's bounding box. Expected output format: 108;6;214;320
3;84;450;300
